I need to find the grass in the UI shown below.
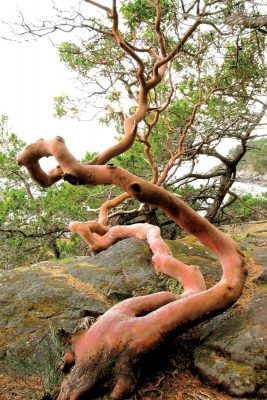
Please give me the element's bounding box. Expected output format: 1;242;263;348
8;325;64;399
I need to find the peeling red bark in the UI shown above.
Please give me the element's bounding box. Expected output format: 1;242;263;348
17;137;247;400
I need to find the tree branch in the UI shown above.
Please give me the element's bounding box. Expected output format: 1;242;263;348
84;0;112;14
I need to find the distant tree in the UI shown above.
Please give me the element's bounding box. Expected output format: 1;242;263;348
238;137;267;173
214;137;267;223
222;192;267;222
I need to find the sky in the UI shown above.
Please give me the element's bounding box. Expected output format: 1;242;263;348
0;0;116;164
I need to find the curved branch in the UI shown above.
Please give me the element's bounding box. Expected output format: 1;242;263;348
152;0;167;57
169;167;226;186
84;0;112;14
111;0;147;99
157;85;219;186
107;204;147;222
89;116;137;165
141;111;160;183
70;221;206;297
98;192;130;225
17;136;245;258
0;226;67;238
147;18;202;90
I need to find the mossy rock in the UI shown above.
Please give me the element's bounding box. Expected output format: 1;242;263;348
0;237;166;373
194;291;267;397
195;347;258;396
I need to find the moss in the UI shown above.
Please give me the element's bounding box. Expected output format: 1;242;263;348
143;245;153;257
41;266;110;305
132;284;156;297
0;315;44;355
196;347;255;378
69;262;95;268
165;239;215;261
14;266;29;271
34;301;60;315
165;277;183;294
194;347;216;368
48;257;75;263
0;328;13;351
259;283;267;290
224;359;254;381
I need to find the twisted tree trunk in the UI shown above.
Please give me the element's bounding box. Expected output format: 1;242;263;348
17;137;247;400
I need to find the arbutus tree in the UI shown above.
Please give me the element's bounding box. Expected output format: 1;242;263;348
15;0;266;399
18;136;247;400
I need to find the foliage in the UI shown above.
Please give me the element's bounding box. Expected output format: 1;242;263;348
165;277;183;295
238;137;267;173
0;116;110;269
224;193;267;222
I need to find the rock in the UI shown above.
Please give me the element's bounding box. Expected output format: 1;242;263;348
252;247;267;285
194;291;267;397
0;233;223;400
66;237;165;301
0;234;231;386
253;247;267;268
0;238;165;374
253;267;267;285
240;234;267;250
237;169;267;186
2;221;267;399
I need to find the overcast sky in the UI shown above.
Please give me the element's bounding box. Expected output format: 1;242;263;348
0;0;116;163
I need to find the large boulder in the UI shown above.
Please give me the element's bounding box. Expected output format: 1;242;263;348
0;237;165;374
194;291;267;397
194;222;267;398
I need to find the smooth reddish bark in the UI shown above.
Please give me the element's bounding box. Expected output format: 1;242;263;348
17;137;247;400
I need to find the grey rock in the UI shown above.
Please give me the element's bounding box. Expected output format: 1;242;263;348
253;247;267;268
247;292;267;324
253;266;267;285
194;291;267;397
65;237;165;301
240;235;267;250
0;238;164;374
237;169;267;186
165;239;221;287
252;247;267;285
